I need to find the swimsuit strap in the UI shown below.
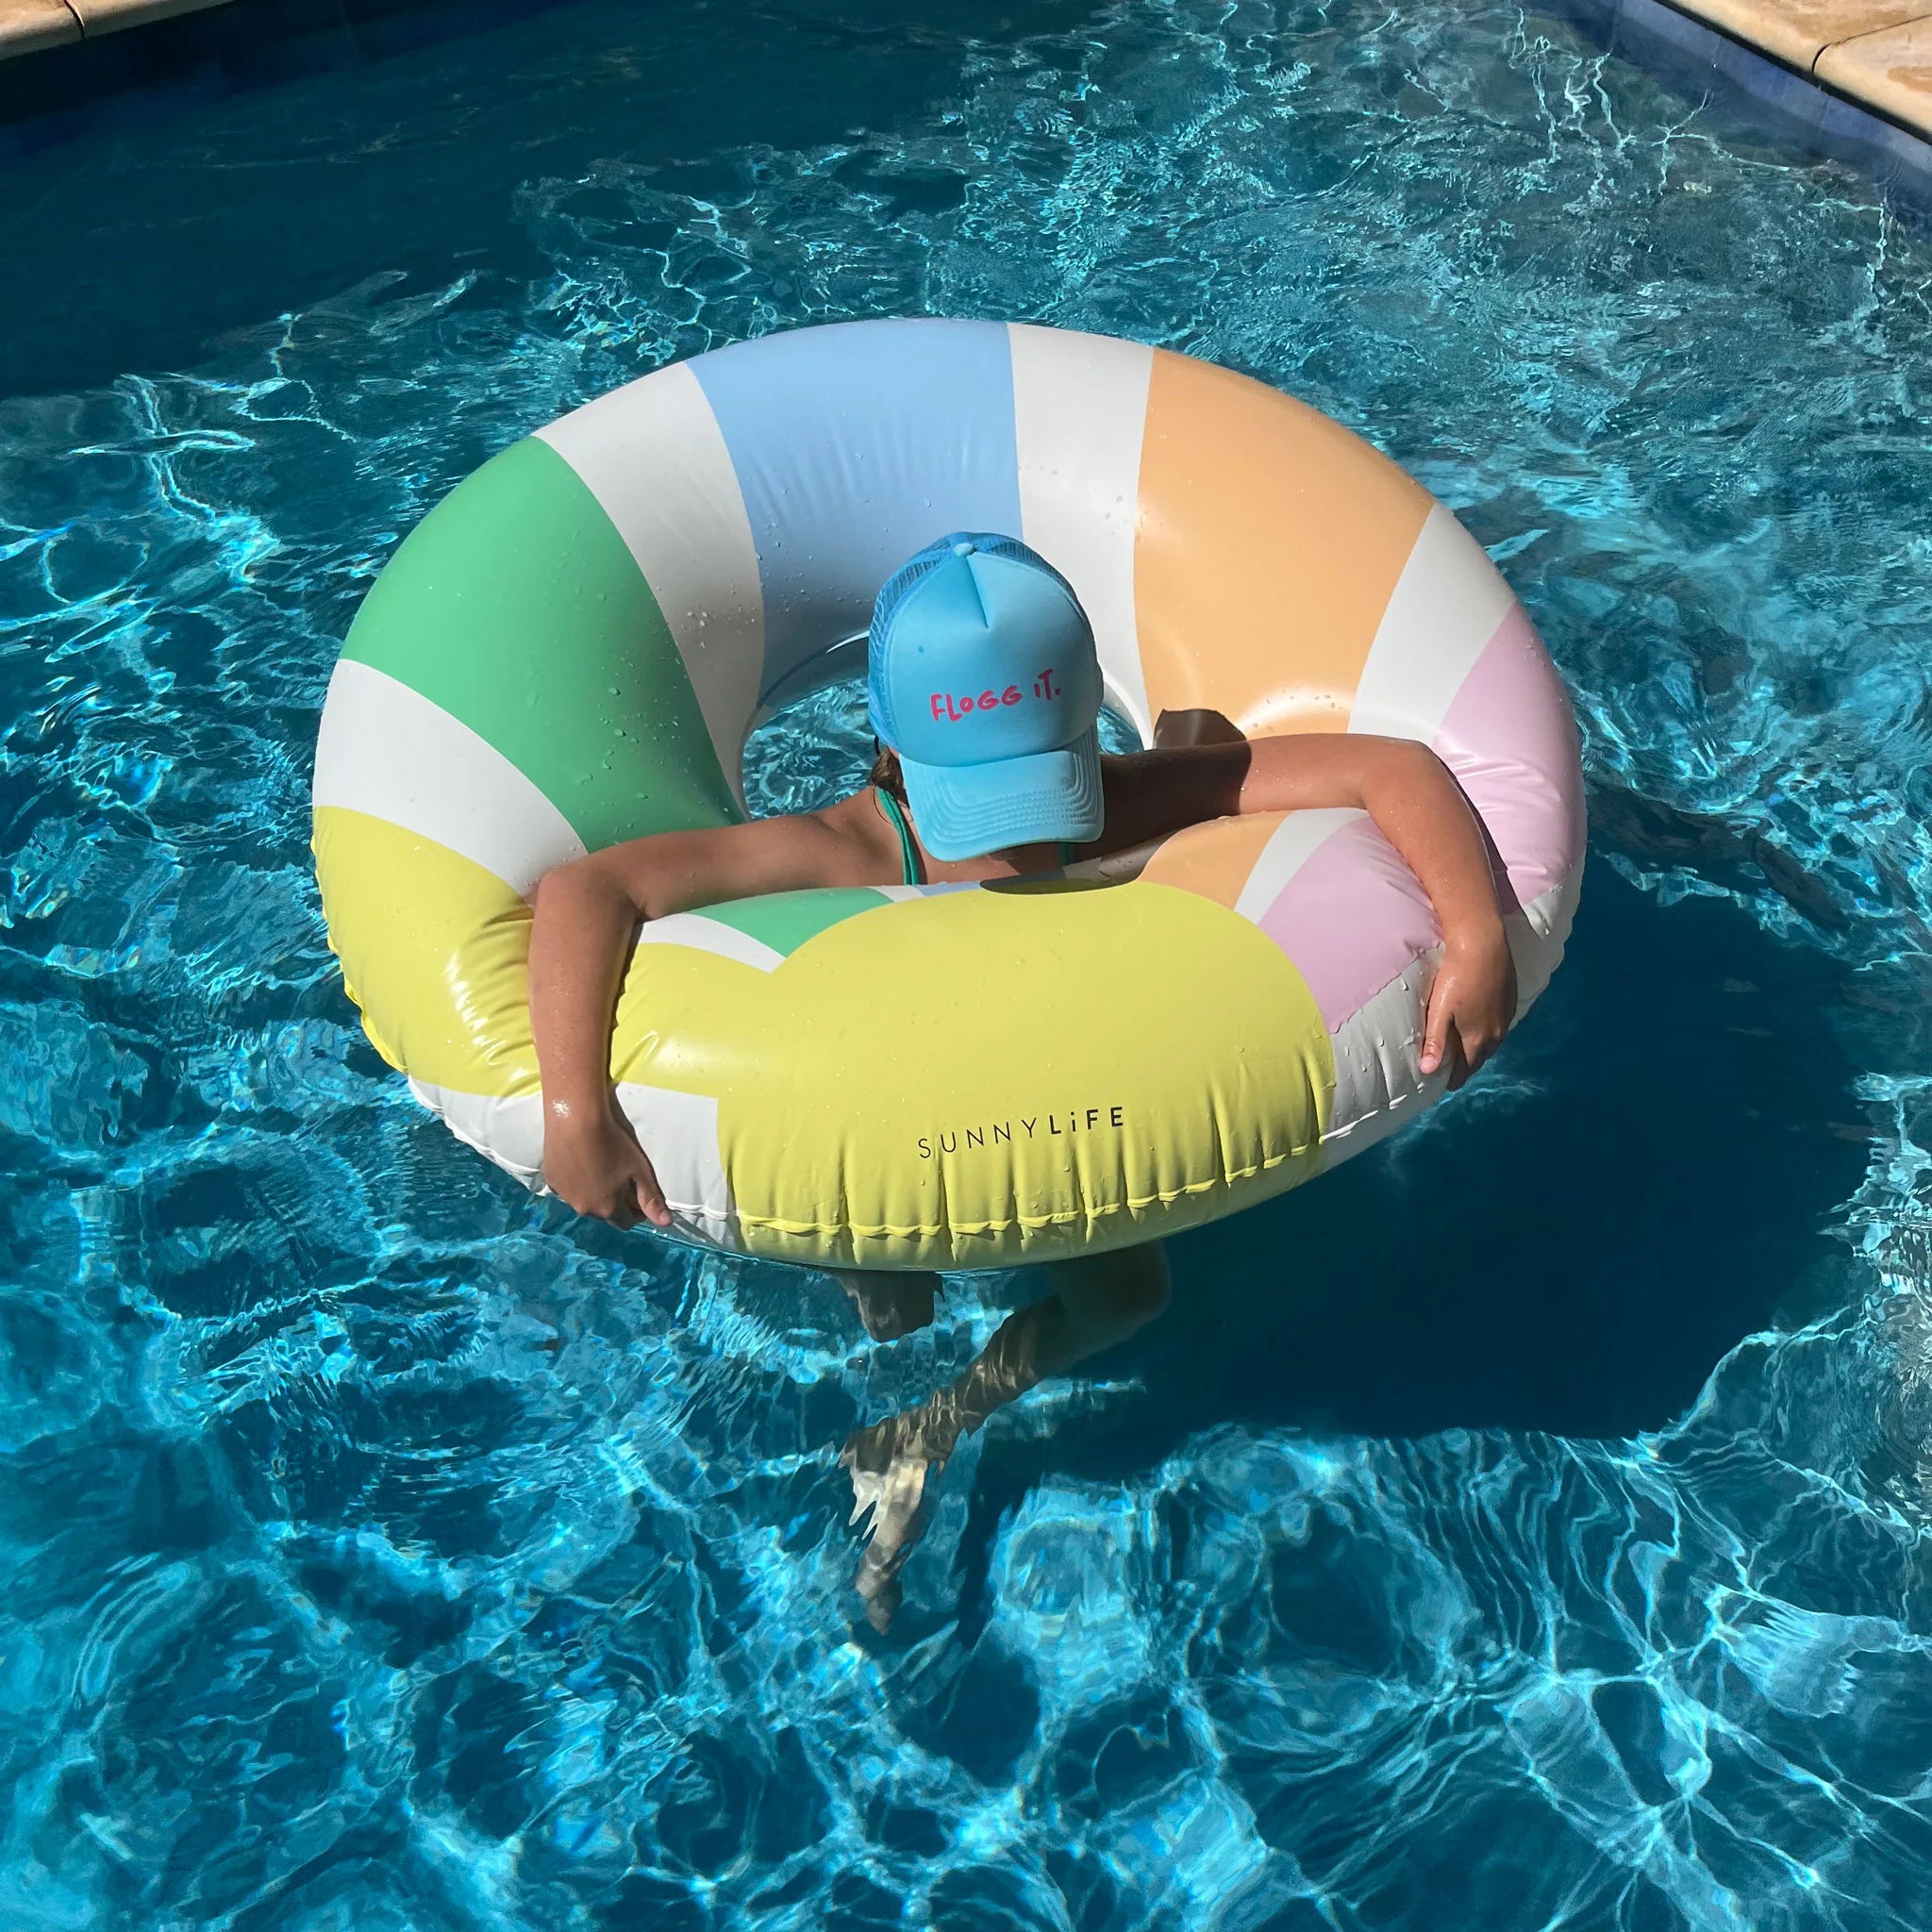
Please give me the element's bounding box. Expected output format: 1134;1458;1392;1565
874;785;922;886
873;787;1074;882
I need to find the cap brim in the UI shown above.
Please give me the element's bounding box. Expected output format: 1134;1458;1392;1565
898;726;1105;862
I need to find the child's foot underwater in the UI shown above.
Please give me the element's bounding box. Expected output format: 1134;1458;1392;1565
838;1245;1174;1630
833;1268;941;1341
841;1404;959;1631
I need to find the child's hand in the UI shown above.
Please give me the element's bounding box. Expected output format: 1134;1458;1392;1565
1421;928;1517;1090
542;1096;673;1229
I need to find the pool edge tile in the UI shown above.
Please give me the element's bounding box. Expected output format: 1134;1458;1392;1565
1554;0;1932;206
0;0;81;58
1658;0;1932;137
1669;0;1927;71
1817;15;1932;136
69;0;234;37
0;0;229;60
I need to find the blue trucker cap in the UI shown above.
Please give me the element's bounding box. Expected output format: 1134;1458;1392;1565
866;532;1104;861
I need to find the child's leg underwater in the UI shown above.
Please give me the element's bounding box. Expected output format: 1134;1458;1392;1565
840;1241;1173;1627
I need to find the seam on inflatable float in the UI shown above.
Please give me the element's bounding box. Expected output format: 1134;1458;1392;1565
633;1087;1416;1229
717;1141;1321;1238
678;1065;1440;1232
1317;1078;1430;1146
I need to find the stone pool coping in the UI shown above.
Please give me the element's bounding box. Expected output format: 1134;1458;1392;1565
3;0;1926;146
1662;0;1932;137
0;0;232;59
1557;0;1932;205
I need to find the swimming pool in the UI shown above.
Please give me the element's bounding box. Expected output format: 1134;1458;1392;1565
5;0;1932;1924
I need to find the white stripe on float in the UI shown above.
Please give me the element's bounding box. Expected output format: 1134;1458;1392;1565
1348;503;1519;742
409;1075;739;1249
1319;958;1442;1166
1316;856;1584;1166
875;881;983;902
312;659;585;896
1231;808;1366;924
631;912;784;974
613;1082;738;1247
538;361;764;808
1508;858;1584;1012
1009;323;1156;745
409;1078;547;1183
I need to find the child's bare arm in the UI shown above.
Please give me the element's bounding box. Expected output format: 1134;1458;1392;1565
1093;736;1514;1084
528;812;883;1226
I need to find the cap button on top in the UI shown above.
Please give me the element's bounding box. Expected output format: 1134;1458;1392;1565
951;540;975;558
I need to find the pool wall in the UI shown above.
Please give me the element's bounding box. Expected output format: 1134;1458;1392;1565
1556;0;1932;207
0;0;591;149
8;0;1932;224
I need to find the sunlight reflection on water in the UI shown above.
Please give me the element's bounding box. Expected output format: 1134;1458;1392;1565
4;0;1932;1924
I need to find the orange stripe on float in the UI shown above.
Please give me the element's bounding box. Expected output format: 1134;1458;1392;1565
1133;352;1430;737
1138;811;1284;910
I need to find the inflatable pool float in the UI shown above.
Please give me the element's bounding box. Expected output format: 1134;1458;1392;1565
311;319;1584;1270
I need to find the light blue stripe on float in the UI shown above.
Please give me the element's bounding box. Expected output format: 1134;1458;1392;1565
689;318;1021;700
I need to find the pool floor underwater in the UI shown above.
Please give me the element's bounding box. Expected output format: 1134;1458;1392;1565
5;0;1932;1926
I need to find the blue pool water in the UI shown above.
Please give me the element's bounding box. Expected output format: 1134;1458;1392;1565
7;0;1932;1924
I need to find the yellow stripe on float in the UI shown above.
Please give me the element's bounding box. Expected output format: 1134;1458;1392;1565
312;805;541;1098
315;813;1343;1272
1133;352;1431;737
602;881;1339;1271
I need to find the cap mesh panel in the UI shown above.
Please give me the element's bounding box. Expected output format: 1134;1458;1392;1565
867;532;1079;745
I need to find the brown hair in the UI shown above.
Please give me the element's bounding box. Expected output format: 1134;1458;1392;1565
869;741;907;803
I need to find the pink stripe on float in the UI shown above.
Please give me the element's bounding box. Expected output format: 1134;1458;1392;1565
1434;605;1587;909
1256;815;1443;1033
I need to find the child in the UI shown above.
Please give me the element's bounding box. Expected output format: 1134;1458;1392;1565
527;530;1517;1621
529;530;1515;1223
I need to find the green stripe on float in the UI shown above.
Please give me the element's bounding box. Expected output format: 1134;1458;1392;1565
341;437;741;851
696;888;893;958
